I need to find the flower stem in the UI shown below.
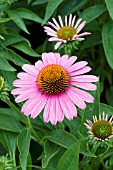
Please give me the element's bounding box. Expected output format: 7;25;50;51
4;99;42;145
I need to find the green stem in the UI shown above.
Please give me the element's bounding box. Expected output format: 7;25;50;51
58;122;64;129
5;99;29;126
4;99;42;145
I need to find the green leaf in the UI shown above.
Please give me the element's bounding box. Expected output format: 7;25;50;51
12;42;40;57
0;113;22;132
42;140;60;168
1;47;30;66
1;33;30;46
42;0;64;25
105;0;113;20
0;130;17;163
48;129;95;157
102;22;113;69
0;18;11;23
32;0;48;5
59;0;88;16
100;103;113;116
18;128;31;170
80;32;102;50
80;4;107;23
7;10;29;34
57;141;80;170
0;55;16;71
15;8;43;24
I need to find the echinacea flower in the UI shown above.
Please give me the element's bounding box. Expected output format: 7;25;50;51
44;14;91;49
84;112;113;142
11;52;98;125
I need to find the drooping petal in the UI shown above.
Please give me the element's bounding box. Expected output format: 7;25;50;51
54;41;62;50
66;87;86;110
71;75;99;82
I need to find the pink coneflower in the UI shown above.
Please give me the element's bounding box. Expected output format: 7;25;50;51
84;112;113;142
44;14;91;49
11;52;98;125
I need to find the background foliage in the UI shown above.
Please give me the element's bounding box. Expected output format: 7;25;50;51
0;0;113;169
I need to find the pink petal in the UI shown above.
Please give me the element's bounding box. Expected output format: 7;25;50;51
11;86;38;95
13;79;36;85
69;66;91;76
35;60;44;71
75;38;85;40
55;95;64;122
69;14;72;26
63;56;77;69
71;15;76;27
76;32;91;38
48;37;59;41
44;26;56;34
58;15;63;27
66;87;86;110
59;93;73;120
55;53;61;65
48;21;59;30
48;95;57;125
70;87;94;103
55;41;62;50
42;53;50;66
30;96;47;119
70;81;97;91
76;21;86;33
46;52;56;64
44;31;57;37
22;64;38;76
17;72;37;80
60;55;68;67
71;75;99;82
15;90;36;102
65;16;67;26
43;98;50;123
52;18;60;29
68;61;88;72
74;18;82;28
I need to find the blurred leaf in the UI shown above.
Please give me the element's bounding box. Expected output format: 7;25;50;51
80;4;107;23
1;47;30;66
0;55;16;71
106;86;113;107
27;152;32;170
12;42;40;57
27;0;33;4
0;18;11;23
93;81;100;116
0;130;17;161
42;0;64;25
1;70;16;86
80;32;102;50
99;103;113;116
57;141;80;170
105;0;113;20
18;128;31;170
42;140;60;168
59;0;88;16
1;33;30;46
102;22;113;69
15;8;43;24
32;0;48;5
7;10;29;34
64;117;81;132
48;129;95;157
0;108;19;120
0;113;22;132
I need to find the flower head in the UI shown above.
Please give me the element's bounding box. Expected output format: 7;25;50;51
0;154;13;170
11;52;98;125
84;112;113;142
0;76;10;101
44;14;91;49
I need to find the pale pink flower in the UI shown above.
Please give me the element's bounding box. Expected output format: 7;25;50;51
44;14;91;49
84;112;113;142
11;52;98;125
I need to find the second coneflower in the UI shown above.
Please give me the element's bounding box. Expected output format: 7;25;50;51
44;14;91;49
